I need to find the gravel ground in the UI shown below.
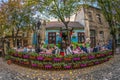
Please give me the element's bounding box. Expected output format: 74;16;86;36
0;49;120;80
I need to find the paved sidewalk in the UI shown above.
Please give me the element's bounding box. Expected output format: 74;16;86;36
0;54;120;80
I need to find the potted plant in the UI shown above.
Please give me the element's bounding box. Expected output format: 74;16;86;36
31;60;38;67
63;63;72;69
73;62;80;68
94;60;100;65
80;54;88;60
43;62;52;69
23;52;29;59
29;52;38;60
53;63;63;69
53;54;63;62
7;49;15;56
80;61;87;68
44;54;53;61
88;53;95;60
18;52;23;58
5;55;12;65
14;57;20;63
72;54;80;61
64;54;72;62
95;52;101;58
37;62;44;68
87;60;94;66
23;59;29;65
37;54;44;61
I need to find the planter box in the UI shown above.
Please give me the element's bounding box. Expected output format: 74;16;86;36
44;57;52;61
87;62;94;66
81;56;88;60
88;55;95;59
14;53;18;57
94;61;100;65
29;56;36;60
73;57;80;61
23;55;29;59
53;58;62;62
24;61;29;65
37;56;44;61
64;58;71;61
18;54;22;58
45;64;52;69
31;63;37;67
96;54;101;58
73;64;80;68
64;65;71;69
109;52;113;55
53;66;62;69
38;64;44;68
80;64;87;67
100;54;105;57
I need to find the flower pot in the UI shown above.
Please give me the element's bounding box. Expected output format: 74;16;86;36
31;63;37;67
100;54;105;57
24;61;29;65
29;56;36;60
45;64;52;69
23;55;29;59
64;58;72;62
44;57;52;61
7;60;12;65
81;56;87;60
109;52;113;55
73;57;80;61
87;62;94;66
94;61;99;65
38;64;44;68
18;54;22;58
73;64;80;68
53;58;62;62
96;54;101;58
64;65;71;69
14;53;18;57
80;64;87;67
54;66;62;69
37;56;44;61
88;55;95;59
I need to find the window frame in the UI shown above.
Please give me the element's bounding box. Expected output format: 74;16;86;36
48;32;56;44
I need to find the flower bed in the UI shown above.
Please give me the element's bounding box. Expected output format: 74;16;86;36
6;50;113;70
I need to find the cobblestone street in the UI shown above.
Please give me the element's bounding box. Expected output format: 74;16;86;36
0;50;120;80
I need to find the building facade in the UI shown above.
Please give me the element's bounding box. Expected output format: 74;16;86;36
45;22;84;44
75;6;110;47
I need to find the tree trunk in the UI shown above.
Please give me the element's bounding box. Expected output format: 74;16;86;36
64;22;71;45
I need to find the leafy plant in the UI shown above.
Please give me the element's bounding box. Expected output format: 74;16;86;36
7;49;15;55
5;55;11;60
64;54;73;58
30;52;38;57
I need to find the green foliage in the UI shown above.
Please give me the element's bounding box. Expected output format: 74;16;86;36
5;55;11;60
30;52;38;56
7;49;15;55
54;54;62;58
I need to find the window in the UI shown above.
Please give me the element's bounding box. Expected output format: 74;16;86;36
90;30;96;47
78;32;85;43
96;14;102;24
99;31;104;39
88;12;93;21
48;32;56;44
